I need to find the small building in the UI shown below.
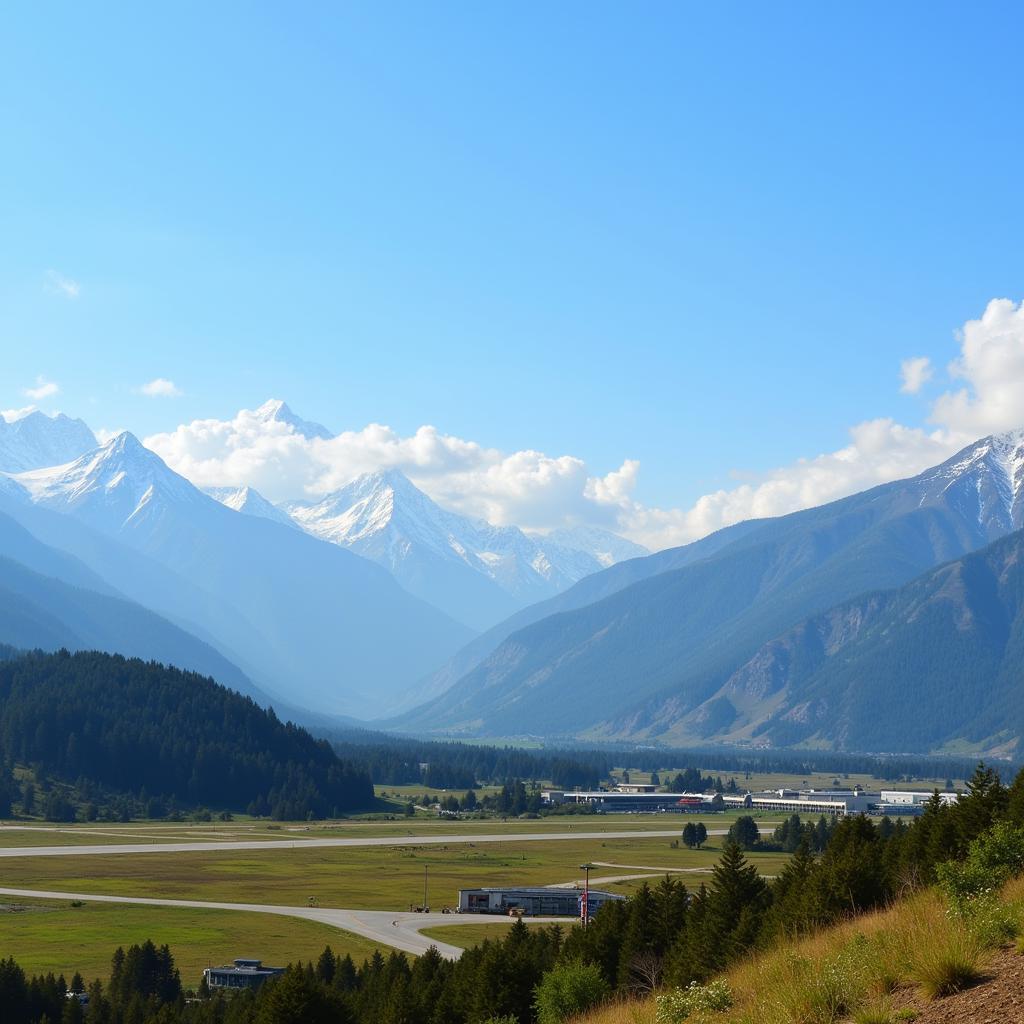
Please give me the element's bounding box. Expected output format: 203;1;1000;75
203;959;285;991
457;886;624;917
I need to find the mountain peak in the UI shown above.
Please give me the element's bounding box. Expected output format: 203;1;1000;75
0;409;97;473
254;399;333;441
206;484;297;528
14;432;207;526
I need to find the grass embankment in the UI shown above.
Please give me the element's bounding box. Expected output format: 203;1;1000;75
0;837;790;910
0;897;381;985
420;920;580;948
578;877;1024;1024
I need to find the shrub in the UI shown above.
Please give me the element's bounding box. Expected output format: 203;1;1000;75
937;822;1024;913
910;923;985;999
534;961;611;1024
655;980;733;1022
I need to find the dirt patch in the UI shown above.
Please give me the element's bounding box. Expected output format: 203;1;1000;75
894;947;1024;1024
0;901;60;914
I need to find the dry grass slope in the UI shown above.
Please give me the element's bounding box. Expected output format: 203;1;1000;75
574;877;1024;1024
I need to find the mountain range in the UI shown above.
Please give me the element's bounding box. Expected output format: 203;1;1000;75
4;431;471;717
4;402;1024;756
394;428;1024;753
0;404;641;719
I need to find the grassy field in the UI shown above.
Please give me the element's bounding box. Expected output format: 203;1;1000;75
0;896;382;985
420;920;579;948
0;836;790;911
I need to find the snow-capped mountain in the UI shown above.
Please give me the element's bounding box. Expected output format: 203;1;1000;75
16;432;207;531
282;469;645;630
0;410;96;473
254;398;333;440
7;433;471;717
908;427;1024;531
206;485;298;528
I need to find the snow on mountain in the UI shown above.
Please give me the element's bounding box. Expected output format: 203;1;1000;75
254;398;333;440
15;432;207;532
910;427;1024;533
0;410;97;473
283;469;643;630
206;485;298;528
8;433;471;717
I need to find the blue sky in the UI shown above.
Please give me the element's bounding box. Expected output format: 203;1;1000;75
3;3;1023;545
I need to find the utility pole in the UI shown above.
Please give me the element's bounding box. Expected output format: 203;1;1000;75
579;862;595;928
423;864;429;912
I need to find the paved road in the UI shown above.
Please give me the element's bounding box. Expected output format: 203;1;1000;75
0;828;727;859
0;886;558;960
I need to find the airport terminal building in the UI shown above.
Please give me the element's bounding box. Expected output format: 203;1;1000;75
457;886;624;917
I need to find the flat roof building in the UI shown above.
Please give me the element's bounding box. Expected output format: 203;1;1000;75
878;790;959;814
723;789;877;816
458;886;624;917
203;959;285;991
542;790;724;813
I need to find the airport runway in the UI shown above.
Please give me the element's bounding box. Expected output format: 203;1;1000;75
0;827;740;859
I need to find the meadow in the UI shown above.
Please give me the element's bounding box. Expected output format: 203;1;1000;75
0;896;380;985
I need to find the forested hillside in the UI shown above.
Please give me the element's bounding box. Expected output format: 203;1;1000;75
0;649;373;819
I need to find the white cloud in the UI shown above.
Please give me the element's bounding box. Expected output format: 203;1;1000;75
2;405;36;423
146;406;616;532
930;297;1024;435
144;298;1024;551
44;270;81;299
140;378;183;398
617;297;1024;549
24;377;60;401
900;356;933;394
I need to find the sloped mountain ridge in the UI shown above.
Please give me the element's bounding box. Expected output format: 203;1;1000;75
642;525;1024;754
395;428;1024;738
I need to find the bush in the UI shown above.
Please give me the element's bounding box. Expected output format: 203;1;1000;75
937;822;1024;912
655;980;733;1022
534;961;610;1024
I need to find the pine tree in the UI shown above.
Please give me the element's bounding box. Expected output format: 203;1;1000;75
691;844;769;977
957;762;1008;847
